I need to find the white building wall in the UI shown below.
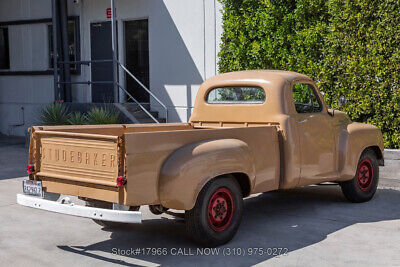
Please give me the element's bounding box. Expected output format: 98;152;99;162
0;0;80;136
0;0;223;136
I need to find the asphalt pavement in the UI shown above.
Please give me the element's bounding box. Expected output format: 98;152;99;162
0;139;399;266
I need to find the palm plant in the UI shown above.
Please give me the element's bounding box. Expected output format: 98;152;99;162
86;106;120;124
67;112;87;125
40;102;69;125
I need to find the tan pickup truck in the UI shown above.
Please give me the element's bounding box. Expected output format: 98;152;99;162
18;70;384;246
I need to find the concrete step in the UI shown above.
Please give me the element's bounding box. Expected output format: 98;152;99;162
137;117;166;123
131;110;159;120
135;116;166;124
117;103;165;124
121;103;151;113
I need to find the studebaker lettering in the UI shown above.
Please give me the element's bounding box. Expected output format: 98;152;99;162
41;147;116;167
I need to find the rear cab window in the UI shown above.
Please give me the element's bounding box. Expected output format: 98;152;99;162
206;86;266;104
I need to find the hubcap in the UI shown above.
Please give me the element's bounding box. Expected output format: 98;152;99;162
357;158;374;191
207;187;234;232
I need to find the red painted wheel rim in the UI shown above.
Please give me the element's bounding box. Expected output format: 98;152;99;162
357;158;374;191
207;187;234;232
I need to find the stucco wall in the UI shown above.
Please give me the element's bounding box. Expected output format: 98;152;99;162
0;0;222;136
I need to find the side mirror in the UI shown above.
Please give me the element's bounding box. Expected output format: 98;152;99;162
339;95;346;106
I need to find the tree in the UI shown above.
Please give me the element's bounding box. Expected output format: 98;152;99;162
219;0;400;148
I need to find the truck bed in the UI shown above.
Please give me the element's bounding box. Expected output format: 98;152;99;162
29;123;280;207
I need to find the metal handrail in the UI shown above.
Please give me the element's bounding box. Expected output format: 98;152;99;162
57;81;114;85
117;60;168;122
116;83;159;123
55;56;168;123
58;59;113;65
52;0;167;124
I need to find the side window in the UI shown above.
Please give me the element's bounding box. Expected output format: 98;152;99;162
292;83;322;113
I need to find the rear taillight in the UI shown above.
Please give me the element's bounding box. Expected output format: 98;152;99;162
27;164;35;174
117;176;127;187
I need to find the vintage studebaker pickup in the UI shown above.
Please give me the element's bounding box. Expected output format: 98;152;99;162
18;70;384;246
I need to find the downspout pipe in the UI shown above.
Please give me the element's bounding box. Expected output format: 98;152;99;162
51;0;60;101
59;0;72;102
111;0;119;103
56;2;65;101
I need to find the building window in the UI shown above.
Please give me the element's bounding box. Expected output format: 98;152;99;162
0;27;10;70
48;19;79;70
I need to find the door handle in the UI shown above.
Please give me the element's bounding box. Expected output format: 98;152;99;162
297;119;308;124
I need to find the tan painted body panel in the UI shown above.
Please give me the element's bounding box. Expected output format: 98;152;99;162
124;126;279;209
28;70;384;210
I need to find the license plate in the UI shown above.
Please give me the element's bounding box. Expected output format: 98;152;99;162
23;180;43;197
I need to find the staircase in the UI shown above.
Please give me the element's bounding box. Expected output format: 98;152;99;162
116;61;168;124
116;103;166;124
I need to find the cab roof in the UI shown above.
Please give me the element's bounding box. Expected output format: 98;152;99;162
205;70;313;85
189;70;317;124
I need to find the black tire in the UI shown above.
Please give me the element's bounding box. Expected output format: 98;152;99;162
340;149;379;203
185;177;243;247
85;199;140;228
149;205;169;215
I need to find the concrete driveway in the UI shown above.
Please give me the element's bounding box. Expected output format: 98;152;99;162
1;139;399;266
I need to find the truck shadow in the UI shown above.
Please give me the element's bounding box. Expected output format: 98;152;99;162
58;186;400;266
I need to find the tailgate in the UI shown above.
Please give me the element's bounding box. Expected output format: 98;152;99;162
31;130;122;189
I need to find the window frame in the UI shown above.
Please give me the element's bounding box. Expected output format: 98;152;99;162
0;27;10;70
291;82;323;114
0;16;80;76
205;85;267;105
47;17;80;72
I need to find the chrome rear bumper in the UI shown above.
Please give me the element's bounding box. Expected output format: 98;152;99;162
17;194;142;223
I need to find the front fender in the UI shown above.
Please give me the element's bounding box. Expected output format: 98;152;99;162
338;122;384;181
158;139;255;210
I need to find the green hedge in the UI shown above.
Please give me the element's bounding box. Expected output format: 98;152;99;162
219;0;400;148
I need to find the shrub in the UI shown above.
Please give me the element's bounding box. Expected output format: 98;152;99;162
219;0;400;148
40;103;69;125
67;112;87;125
86;106;120;125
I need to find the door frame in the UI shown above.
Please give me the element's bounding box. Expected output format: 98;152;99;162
89;20;119;103
121;16;150;104
289;80;338;183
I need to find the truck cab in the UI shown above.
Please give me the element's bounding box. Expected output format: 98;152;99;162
190;70;383;188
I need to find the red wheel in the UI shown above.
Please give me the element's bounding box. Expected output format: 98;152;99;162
340;149;379;203
356;158;374;191
185;177;243;247
207;188;234;232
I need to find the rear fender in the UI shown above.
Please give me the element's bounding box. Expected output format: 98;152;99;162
158;139;255;210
